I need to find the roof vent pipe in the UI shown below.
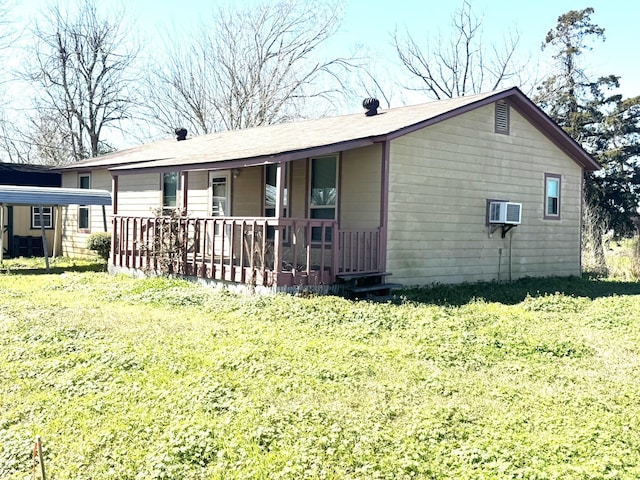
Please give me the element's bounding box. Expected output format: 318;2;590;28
363;98;380;116
175;128;187;141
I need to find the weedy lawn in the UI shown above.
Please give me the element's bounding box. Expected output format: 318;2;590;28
2;270;640;479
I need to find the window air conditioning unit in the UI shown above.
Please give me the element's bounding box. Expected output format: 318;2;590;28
489;201;522;225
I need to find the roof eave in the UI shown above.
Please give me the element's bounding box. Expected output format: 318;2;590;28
107;137;380;175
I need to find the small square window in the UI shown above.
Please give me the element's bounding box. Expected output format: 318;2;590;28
31;206;53;229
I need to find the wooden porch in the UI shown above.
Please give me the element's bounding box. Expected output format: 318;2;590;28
111;215;381;288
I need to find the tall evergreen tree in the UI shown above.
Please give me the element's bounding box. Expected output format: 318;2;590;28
536;8;640;247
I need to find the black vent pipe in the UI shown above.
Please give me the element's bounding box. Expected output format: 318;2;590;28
175;128;187;141
363;98;380;116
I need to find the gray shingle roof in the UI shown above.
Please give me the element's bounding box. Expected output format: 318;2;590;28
59;88;600;173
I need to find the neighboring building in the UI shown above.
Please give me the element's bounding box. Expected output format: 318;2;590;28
57;87;600;291
0;163;61;258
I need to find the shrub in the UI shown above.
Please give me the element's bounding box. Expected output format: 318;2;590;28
87;232;111;261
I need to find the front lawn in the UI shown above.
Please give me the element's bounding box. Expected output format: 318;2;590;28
1;272;640;479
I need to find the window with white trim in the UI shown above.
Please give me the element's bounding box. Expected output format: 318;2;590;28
544;173;561;219
78;174;90;231
309;155;338;241
31;206;53;229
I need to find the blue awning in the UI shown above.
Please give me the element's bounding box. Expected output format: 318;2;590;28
0;185;111;206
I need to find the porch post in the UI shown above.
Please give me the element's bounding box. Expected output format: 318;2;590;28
0;204;4;263
272;162;286;284
181;171;189;214
111;175;118;268
38;204;50;273
53;206;60;257
111;175;119;215
379;141;390;272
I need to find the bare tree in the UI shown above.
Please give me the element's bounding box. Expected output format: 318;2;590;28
145;0;355;135
393;0;525;99
23;0;137;163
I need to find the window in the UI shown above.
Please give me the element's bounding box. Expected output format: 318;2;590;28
309;156;338;241
162;172;178;214
31;206;53;229
495;100;510;135
264;164;289;240
78;174;90;231
544;174;561;219
211;175;229;216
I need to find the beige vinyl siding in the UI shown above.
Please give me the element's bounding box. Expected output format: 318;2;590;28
340;145;381;230
186;171;209;216
60;169;114;258
290;160;307;218
232;167;262;217
387;102;583;285
116;173;163;217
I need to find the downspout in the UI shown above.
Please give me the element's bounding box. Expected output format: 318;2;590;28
509;229;514;282
379;140;390;272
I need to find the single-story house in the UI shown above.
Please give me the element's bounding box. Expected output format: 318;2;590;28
56;87;600;292
0;163;61;258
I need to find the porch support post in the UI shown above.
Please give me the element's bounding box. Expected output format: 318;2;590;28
181;171;189;214
274;162;286;218
111;175;119;215
272;162;286;285
379;140;390;272
111;174;118;269
53;205;61;257
0;204;4;263
38;204;50;273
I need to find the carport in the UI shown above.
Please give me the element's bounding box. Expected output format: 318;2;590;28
0;185;112;271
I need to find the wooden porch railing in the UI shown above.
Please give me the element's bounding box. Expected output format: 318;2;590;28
337;228;380;274
111;216;382;287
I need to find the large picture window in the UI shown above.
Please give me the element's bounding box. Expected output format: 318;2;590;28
309;156;338;241
78;174;90;231
544;173;561;219
31;206;53;229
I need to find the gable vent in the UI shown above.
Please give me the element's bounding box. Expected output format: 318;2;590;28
495;101;510;135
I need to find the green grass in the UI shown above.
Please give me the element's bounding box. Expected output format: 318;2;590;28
0;256;104;274
2;272;640;479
